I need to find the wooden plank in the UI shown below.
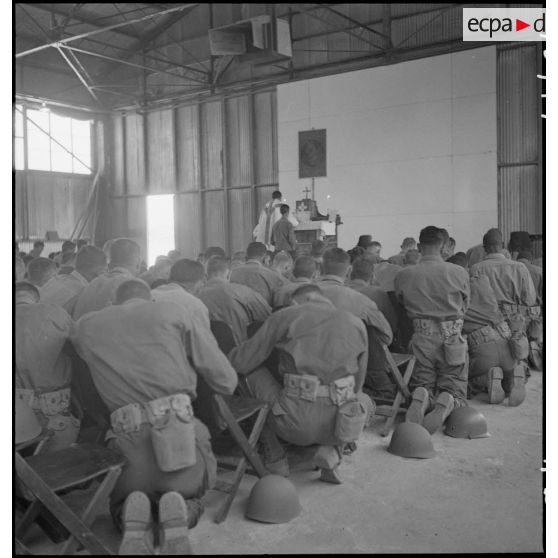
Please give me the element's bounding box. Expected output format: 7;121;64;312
15;454;111;555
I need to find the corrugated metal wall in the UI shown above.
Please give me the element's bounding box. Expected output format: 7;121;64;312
497;44;543;242
107;89;278;258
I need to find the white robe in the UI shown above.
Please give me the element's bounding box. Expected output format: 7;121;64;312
253;200;299;250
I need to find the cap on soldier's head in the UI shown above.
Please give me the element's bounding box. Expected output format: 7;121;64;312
509;231;531;253
419;226;445;246
357;235;373;248
483;228;503;248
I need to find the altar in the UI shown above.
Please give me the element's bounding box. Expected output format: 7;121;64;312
293;192;341;254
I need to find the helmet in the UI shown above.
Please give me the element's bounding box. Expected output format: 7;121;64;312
444;406;490;439
15;398;41;445
245;475;301;524
387;422;436;459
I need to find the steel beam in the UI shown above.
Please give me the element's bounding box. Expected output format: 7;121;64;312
16;4;198;58
61;45;208;85
321;5;391;41
56;45;103;106
20;3;140;38
293;5;385;51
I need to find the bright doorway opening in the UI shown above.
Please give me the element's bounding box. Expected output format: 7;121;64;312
146;194;175;266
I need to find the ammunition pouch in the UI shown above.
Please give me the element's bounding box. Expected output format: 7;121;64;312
334;398;368;443
443;334;468;366
15;388;71;417
283;374;356;406
526;306;543;341
508;335;529;361
111;393;197;473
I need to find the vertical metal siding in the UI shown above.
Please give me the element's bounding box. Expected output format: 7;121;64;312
175;105;200;191
147;108;176;194
497;45;542;240
228;188;254;253
112;115;125;196
125;196;147;258
201;101;223;189
175;193;202;258
125;113;146;194
226;96;252;187
498;46;538;164
202;190;226;248
254;91;277;185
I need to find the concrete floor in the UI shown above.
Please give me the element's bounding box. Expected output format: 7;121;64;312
23;370;544;555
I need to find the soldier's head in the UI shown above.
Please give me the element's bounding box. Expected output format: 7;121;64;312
447;252;468;269
109;238;141;275
231;251;246;269
169;258;206;294
368;241;382;257
271;251;293;276
114;279;151;305
204;246;226;263
272;190;282;200
280;204;290;216
403;249;420;266
310;240;326;258
246;242;267;263
517;250;533;263
293;256;317;280
27;257;57;287
482;228;504;254
350;257;373;283
400;237;417;252
61;240;76;254
290;283;327;306
418;226;446;257
75;246;107;281
167;249;182;262
322;248;351;279
15;281;40;305
207;256;230;281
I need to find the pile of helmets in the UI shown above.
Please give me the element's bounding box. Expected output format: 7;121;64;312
387;406;490;459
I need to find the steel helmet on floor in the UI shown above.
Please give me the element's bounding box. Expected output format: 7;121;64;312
387;422;436;459
245;474;301;524
444;406;490;439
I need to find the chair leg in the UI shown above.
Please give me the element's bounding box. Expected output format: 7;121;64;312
213;406;271;523
15;500;41;539
60;466;122;555
380;356;416;437
214;458;249;524
214;396;269;478
15;454;111;556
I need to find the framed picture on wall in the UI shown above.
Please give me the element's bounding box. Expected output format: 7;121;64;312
299;129;326;178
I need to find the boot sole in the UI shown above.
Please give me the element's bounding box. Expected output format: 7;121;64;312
423;393;454;435
488;367;506;404
159;492;192;555
405;387;429;425
118;492;154;556
509;366;526;407
319;467;343;485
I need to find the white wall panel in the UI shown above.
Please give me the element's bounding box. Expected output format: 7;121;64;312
278;46;497;256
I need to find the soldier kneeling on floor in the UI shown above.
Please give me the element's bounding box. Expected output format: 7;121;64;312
447;253;527;406
228;283;375;484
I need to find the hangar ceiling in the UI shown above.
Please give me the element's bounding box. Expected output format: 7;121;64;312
15;3;500;112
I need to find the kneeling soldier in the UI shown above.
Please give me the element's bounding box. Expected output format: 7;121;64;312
448;254;526;406
394;226;471;434
228;284;374;484
71;279;237;555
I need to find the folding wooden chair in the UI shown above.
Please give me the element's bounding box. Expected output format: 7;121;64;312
203;321;270;523
15;444;125;555
374;344;415;437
